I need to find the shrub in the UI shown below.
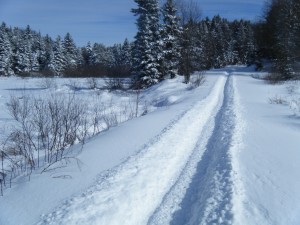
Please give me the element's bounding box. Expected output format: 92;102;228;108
37;78;57;89
268;95;288;105
289;98;300;116
104;77;125;91
86;77;99;89
190;73;206;88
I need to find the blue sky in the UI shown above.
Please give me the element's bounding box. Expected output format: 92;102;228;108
0;0;265;46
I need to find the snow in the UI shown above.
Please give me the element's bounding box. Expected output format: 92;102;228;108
232;76;300;225
38;76;226;225
0;67;300;225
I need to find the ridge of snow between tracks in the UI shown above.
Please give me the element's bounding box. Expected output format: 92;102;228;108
149;75;238;225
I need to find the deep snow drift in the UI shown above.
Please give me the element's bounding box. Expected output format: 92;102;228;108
0;66;299;225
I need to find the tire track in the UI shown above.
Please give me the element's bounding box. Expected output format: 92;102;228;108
168;75;236;225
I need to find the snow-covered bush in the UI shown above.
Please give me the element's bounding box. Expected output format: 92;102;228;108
286;82;299;95
190;73;206;88
6;94;88;165
86;77;99;89
289;98;300;116
104;77;125;91
287;85;297;95
0;89;145;195
0;94;92;195
37;78;57;89
67;79;81;90
268;95;288;105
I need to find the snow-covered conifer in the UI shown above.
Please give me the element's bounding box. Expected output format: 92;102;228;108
0;23;14;75
82;41;94;65
160;0;182;79
121;38;132;67
52;36;65;75
131;0;161;88
62;33;78;68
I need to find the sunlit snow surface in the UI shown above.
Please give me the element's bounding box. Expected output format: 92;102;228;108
0;66;300;225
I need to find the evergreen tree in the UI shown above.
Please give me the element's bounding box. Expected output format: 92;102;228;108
179;20;196;83
201;18;215;69
235;20;248;64
244;21;256;64
131;0;161;88
161;0;182;79
211;16;225;68
121;38;132;67
194;20;210;69
221;20;235;65
82;41;94;65
0;23;14;75
42;34;55;73
62;33;78;69
35;33;47;71
52;36;65;75
112;44;123;67
24;25;39;72
103;47;115;68
293;0;300;57
12;26;32;73
260;0;300;80
92;43;106;65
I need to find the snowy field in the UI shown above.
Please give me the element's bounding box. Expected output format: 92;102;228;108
0;66;300;225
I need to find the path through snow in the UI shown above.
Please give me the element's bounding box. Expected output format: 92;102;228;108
150;75;238;225
38;75;232;225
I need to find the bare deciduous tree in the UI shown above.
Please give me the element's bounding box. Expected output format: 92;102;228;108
175;0;202;25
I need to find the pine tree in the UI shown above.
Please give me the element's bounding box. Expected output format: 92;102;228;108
24;25;39;73
12;26;32;74
261;0;300;80
293;0;300;54
52;36;65;75
235;20;248;64
161;0;182;79
92;43;107;65
131;0;161;88
82;41;94;65
275;0;295;79
35;33;46;71
121;38;132;67
194;20;209;69
244;21;256;64
211;16;225;68
221;20;235;65
112;44;122;67
179;20;196;83
103;47;115;68
62;33;78;69
0;23;14;75
42;35;54;73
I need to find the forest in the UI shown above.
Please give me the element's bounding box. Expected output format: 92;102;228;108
0;0;299;85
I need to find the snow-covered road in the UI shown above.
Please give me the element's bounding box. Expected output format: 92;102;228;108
38;75;242;225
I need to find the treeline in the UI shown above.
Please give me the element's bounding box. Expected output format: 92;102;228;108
0;23;132;77
131;0;257;87
131;0;300;87
1;0;299;83
0;17;255;80
179;16;255;71
255;0;300;81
